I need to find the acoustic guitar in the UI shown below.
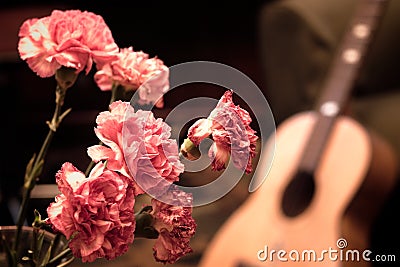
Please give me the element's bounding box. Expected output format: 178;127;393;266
199;0;398;266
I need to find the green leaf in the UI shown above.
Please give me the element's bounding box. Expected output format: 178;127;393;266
46;247;73;267
1;232;17;267
23;154;36;188
33;229;45;263
39;239;52;267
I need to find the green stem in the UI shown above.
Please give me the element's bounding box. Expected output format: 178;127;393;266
109;82;119;105
34;85;64;167
46;247;73;266
12;84;69;255
84;155;97;177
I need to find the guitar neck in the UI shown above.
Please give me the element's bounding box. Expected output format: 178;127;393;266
299;0;390;174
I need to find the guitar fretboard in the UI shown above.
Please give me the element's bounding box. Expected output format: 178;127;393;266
299;0;389;174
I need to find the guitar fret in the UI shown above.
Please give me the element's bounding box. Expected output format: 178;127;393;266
353;23;370;39
316;0;388;110
342;49;360;64
320;101;340;117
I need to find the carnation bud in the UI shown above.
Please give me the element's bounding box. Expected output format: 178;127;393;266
180;138;201;160
55;67;78;90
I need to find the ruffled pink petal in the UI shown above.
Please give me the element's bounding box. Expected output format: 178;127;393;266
93;65;114;91
47;162;136;263
94;47;169;106
182;90;258;174
151;188;196;264
87;145;114;163
18;9;118;77
208;142;230;172
187;118;213;146
89;101;183;196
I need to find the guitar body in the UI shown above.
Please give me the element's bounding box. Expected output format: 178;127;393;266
199;112;398;267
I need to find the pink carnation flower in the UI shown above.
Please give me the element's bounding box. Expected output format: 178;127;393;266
87;101;143;193
47;162;135;262
94;47;169;108
87;101;184;195
151;188;196;264
134;109;184;195
187;90;258;173
18;9;118;78
186;118;213;146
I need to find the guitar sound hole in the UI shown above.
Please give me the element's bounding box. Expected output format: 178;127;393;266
281;170;315;217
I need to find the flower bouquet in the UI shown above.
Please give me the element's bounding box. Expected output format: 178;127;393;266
0;8;259;267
